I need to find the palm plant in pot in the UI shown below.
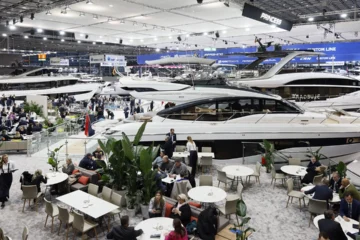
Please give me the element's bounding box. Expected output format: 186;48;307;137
47;145;64;174
230;199;255;240
337;161;347;178
261;140;275;173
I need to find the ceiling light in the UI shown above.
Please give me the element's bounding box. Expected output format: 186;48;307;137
80;33;84;37
9;25;16;30
99;36;103;38
61;39;65;42
186;34;190;37
109;4;113;7
43;37;47;40
93;15;98;19
203;32;208;35
116;38;119;41
245;28;250;31
86;0;93;4
24;35;28;39
102;42;105;45
341;13;347;18
92;42;96;45
2;33;7;37
59;31;65;35
79;12;85;17
242;44;246;48
222;30;227;34
77;40;81;43
46;10;52;15
154;37;158;41
169;36;172;39
308;17;314;21
176;47;179;50
140;39;144;42
156;48;160;52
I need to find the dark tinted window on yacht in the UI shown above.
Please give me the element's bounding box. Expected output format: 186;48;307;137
121;87;158;92
285;78;359;86
0;79;77;91
163;97;300;121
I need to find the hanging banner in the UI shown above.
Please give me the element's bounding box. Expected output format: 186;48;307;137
242;3;293;31
50;57;69;66
89;54;105;64
104;55;126;66
38;53;47;61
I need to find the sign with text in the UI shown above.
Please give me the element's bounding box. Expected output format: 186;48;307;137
38;53;47;61
104;55;126;67
89;54;105;64
50;57;69;66
242;3;293;31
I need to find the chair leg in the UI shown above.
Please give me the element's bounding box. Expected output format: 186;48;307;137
51;217;54;233
44;215;49;227
273;179;276;189
309;214;312;227
81;233;84;240
35;199;38;212
218;181;220;187
23;199;26;212
257;176;260;184
94;227;98;240
58;221;62;236
28;199;30;207
299;198;302;211
66;224;70;240
72;229;76;240
271;178;274;184
291;197;293;203
303;198;306;207
286;196;290;208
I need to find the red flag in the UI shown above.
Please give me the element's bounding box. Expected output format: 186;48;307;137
85;114;90;136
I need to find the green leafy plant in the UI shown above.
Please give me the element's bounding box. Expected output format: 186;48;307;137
337;161;347;178
274;43;282;51
24;101;44;117
47;145;64;172
230;199;255;240
261;139;275;173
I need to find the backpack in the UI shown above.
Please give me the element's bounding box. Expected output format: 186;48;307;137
186;220;197;234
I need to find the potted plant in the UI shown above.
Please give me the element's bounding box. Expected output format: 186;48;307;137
337;161;347;178
230;199;255;240
274;43;282;51
24;101;44;117
47;145;64;174
261;140;275;173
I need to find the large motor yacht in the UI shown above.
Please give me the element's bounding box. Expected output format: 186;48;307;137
0;67;103;101
100;89;360;164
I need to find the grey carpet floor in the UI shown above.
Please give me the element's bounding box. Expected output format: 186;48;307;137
0;154;318;240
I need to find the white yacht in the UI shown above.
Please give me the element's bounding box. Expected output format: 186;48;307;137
101;90;360;164
0;68;103;101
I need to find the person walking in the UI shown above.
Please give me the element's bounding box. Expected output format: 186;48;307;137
186;136;198;177
0;155;16;208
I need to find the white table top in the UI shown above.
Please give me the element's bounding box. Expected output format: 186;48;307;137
281;165;307;177
45;172;68;186
173;152;215;158
301;185;341;203
188;186;227;203
57;190;118;219
162;174;180;184
314;214;358;240
222;165;254;177
135;217;173;240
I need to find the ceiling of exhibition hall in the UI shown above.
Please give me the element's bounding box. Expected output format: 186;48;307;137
0;0;360;52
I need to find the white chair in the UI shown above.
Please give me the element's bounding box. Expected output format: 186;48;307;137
246;162;261;184
288;158;301;166
22;226;29;240
218;198;238;219
22;185;42;212
286;178;305;211
44;198;59;233
199;175;213;186
101;186;112;202
72;211;98;239
57;205;74;239
107;192;122;226
170;181;191;199
175;145;186;152
308;198;328;227
271;164;286;189
201;147;212;153
199;156;213;174
88;183;99;197
217;169;233;189
226;183;243;201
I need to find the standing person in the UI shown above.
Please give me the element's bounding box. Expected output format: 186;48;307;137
162;137;173;158
148;191;166;218
130;98;135;115
150;101;154;112
106;109;115;119
0;155;16;208
186;136;198;177
124;105;129;119
166;128;177;152
165;218;188;240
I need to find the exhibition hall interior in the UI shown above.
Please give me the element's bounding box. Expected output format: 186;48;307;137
2;0;360;240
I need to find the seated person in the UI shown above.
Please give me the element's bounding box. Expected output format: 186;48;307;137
170;194;191;227
165;218;188;240
303;179;333;201
197;206;219;240
92;146;104;160
12;131;24;140
62;158;75;175
153;165;167;192
340;192;360;222
339;178;360;200
152;151;165;167
318;210;347;240
79;153;97;170
107;215;143;240
26;123;33;135
160;155;174;173
329;171;342;193
301;165;326;185
17;126;26;135
32;122;43;132
169;159;188;178
307;157;321;171
30;169;47;193
148;191;166;218
1;130;11;141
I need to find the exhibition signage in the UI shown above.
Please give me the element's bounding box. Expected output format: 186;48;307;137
50;57;69;66
90;54;126;66
90;54;105;64
242;3;293;31
38;53;47;61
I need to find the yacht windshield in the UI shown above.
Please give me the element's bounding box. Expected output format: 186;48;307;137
281;99;304;113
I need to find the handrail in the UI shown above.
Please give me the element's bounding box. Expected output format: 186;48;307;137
255;112;268;124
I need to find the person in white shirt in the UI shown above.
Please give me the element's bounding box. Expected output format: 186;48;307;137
186;136;198;177
0;154;16;208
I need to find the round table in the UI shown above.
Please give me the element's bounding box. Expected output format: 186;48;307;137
314;214;357;240
281;165;307;177
222;165;254;177
46;172;68;186
188;186;227;203
301;185;341;203
135;217;173;240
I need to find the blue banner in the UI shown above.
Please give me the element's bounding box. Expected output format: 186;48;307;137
137;42;360;65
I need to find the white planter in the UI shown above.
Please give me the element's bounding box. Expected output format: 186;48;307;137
127;207;136;218
140;204;149;219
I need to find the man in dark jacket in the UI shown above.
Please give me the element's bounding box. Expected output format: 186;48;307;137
79;153;96;170
329;172;342;193
162;136;173;158
303;179;333;201
340;192;360;221
107;215;143;240
166;128;177;152
197;206;219;240
318;210;347;240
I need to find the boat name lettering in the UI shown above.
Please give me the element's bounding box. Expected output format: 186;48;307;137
291;94;320;100
260;13;282;25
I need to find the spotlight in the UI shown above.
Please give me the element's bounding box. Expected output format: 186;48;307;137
306;35;309;38
43;37;47;40
308;17;314;21
24;35;28;39
13;19;16;25
92;42;96;45
119;39;123;44
9;25;16;30
215;31;220;38
37;28;43;33
20;16;23;22
61;39;65;42
197;0;203;3
177;36;182;41
341;13;347;18
2;33;7;37
59;31;65;35
5;21;9;26
85;34;89;39
322;9;327;16
77;40;81;43
30;13;35;20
